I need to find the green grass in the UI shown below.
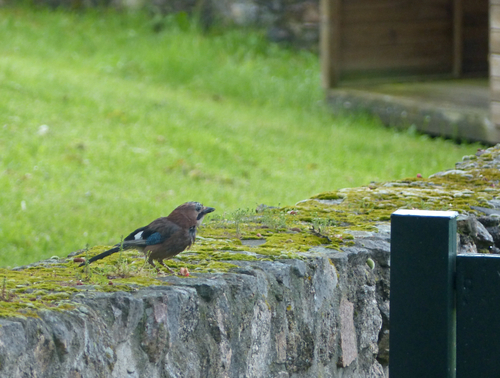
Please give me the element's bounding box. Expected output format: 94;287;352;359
0;6;481;267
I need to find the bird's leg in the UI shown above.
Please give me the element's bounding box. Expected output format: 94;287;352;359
146;255;162;273
158;259;176;274
146;255;156;268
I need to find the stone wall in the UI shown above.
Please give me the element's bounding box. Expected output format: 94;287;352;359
0;238;390;377
3;143;500;377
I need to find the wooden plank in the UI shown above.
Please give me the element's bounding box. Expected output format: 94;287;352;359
464;25;488;44
342;20;451;48
340;57;452;72
462;37;488;57
462;0;488;12
342;2;451;23
341;43;452;64
339;0;455;78
491;30;500;54
491;4;500;29
340;58;452;73
490;54;500;76
490;101;500;126
343;0;449;11
462;44;488;64
342;0;406;8
322;0;486;83
453;0;463;77
464;12;489;26
461;62;488;73
464;25;489;37
341;42;452;71
456;255;500;378
461;0;488;73
489;77;500;101
320;0;341;88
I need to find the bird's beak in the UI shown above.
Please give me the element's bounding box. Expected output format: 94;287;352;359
196;207;215;223
197;206;215;223
202;207;215;215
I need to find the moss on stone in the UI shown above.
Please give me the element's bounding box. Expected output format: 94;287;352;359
3;145;500;318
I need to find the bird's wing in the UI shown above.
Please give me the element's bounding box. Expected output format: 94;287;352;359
124;226;147;241
124;218;182;246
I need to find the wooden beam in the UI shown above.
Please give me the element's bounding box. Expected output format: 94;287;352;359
492;4;500;29
491;100;500;125
491;29;500;54
492;2;500;128
490;54;500;76
453;0;463;77
490;76;500;101
320;0;341;89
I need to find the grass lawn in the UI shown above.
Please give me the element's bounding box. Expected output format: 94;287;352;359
0;6;481;266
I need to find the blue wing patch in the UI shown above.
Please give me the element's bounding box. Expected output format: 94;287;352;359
146;232;163;245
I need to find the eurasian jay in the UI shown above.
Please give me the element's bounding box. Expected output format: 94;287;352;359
79;201;215;272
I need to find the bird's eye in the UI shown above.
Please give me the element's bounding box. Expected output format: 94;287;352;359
195;203;202;212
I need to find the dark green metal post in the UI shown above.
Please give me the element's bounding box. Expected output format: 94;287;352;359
390;209;457;378
456;254;500;378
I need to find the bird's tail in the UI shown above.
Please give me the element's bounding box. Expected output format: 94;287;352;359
78;246;120;267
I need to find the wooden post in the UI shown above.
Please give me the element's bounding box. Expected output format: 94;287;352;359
491;0;500;128
452;0;463;77
320;0;341;89
390;210;457;378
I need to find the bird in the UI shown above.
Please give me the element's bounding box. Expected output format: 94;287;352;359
78;201;215;273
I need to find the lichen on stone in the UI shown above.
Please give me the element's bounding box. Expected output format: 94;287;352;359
3;144;500;318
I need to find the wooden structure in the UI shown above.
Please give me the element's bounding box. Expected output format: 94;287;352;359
492;0;500;129
320;0;500;143
321;0;488;85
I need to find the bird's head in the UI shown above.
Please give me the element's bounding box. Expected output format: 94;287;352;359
169;201;215;227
